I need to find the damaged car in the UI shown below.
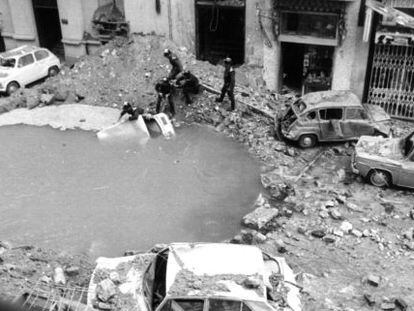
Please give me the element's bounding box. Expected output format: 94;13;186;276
351;131;414;189
87;243;301;311
276;90;391;148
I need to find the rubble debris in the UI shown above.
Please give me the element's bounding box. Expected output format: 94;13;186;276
381;301;396;311
96;279;117;303
242;195;279;231
366;274;381;287
53;267;66;285
395;298;408;311
364;293;376;306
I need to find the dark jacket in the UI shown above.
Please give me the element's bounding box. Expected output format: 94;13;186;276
155;79;173;95
120;105;144;121
223;67;235;90
176;72;199;88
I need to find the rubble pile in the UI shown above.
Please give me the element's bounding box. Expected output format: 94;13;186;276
0;241;93;301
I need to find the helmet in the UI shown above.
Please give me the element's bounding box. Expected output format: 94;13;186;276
163;49;171;56
122;101;131;109
224;57;232;64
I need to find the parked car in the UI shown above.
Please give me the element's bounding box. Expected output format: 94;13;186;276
351;132;414;189
0;45;61;95
87;243;302;311
275;90;391;148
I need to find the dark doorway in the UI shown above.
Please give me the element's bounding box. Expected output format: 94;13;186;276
196;2;245;65
32;0;64;58
282;42;334;94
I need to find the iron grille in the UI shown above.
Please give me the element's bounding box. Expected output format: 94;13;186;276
367;43;414;120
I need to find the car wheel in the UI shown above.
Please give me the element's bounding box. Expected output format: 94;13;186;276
6;82;19;95
298;134;317;148
48;66;59;77
368;170;391;188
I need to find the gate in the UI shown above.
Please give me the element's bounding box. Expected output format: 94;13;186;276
367;43;414;120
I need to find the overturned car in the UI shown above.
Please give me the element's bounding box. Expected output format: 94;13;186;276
351;131;414;189
276;91;391;148
87;243;301;311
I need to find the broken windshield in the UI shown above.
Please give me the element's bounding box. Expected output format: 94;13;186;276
292;99;307;114
403;132;414;157
0;58;16;68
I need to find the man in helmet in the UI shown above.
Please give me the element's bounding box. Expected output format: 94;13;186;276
176;70;200;105
215;57;236;111
155;77;175;117
118;102;149;121
163;49;183;80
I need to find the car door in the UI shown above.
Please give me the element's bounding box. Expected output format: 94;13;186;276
34;49;51;79
343;107;374;139
318;107;345;141
16;53;37;85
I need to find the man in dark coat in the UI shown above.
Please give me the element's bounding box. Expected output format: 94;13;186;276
215;57;236;111
155;77;175;117
176;70;199;105
163;49;183;80
119;102;146;121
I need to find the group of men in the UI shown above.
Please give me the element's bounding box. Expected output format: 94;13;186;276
119;48;236;122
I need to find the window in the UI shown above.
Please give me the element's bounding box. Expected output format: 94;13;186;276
34;50;49;61
243;301;274;311
18;54;35;67
319;108;343;120
281;11;338;39
209;299;241;311
160;299;204;311
1;58;16;68
346;108;367;120
306;111;317;120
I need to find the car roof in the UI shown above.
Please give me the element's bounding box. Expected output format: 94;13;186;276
165;243;267;302
0;45;45;58
300;90;362;110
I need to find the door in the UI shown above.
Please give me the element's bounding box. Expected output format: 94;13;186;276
34;49;50;78
343;107;374;138
17;53;38;85
318;108;344;140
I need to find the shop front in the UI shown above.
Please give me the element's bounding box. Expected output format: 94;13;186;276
275;0;347;95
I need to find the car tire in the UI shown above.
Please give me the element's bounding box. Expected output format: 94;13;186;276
298;134;317;148
48;66;59;77
368;170;392;188
6;81;19;95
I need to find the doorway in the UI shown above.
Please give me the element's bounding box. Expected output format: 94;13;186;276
281;42;334;94
32;0;64;58
195;2;245;65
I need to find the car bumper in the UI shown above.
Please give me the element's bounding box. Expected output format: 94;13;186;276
350;153;360;174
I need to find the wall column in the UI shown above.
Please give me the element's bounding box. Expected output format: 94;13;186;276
57;0;86;61
261;0;280;91
8;0;37;45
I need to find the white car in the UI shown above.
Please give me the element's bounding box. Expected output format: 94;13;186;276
0;45;61;95
87;243;302;311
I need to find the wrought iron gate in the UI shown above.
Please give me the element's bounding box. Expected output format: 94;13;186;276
367;43;414;120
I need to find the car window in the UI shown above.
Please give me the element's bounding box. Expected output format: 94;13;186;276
306;111;317;121
34;50;49;61
244;301;274;311
209;299;241;311
346;108;367;120
319;108;343;120
159;299;204;311
1;58;16;67
18;54;35;67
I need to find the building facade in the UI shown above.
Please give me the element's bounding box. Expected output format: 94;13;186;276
1;0;413;119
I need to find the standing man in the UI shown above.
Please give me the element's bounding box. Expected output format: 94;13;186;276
0;12;5;52
176;70;199;105
215;57;236;111
163;49;183;80
155;77;175;117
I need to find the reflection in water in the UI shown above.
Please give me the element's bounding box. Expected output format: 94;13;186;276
0;124;262;258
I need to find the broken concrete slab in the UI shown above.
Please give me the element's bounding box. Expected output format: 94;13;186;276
242;207;279;231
